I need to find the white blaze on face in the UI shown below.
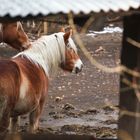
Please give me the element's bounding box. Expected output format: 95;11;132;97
74;59;83;70
19;75;29;99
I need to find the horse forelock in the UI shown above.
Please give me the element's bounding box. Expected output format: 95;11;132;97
14;33;66;76
59;32;77;53
68;37;77;53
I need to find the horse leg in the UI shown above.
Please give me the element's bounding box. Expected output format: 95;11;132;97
9;116;20;133
29;109;40;133
0;110;10;134
0;97;10;134
29;99;45;133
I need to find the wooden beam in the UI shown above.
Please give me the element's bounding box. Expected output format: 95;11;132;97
1;133;97;140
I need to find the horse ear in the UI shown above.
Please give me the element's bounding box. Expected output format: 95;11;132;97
63;29;72;43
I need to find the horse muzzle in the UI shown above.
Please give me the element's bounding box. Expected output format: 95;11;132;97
73;59;83;74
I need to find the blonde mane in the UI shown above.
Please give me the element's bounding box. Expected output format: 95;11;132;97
14;32;66;76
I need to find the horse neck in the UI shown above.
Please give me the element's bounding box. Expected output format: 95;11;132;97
15;34;66;76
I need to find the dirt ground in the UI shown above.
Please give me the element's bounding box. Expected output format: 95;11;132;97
0;28;122;139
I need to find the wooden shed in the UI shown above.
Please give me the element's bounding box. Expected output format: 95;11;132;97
0;0;140;140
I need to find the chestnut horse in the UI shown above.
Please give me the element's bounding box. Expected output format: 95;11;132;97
0;30;83;133
0;22;31;51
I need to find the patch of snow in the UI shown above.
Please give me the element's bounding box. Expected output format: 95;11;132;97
87;26;123;37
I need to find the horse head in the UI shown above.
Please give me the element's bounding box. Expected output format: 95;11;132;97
2;22;31;51
60;29;83;73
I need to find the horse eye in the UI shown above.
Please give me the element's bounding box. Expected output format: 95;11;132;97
69;48;75;53
66;45;69;48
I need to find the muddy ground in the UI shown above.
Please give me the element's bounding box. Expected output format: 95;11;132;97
0;29;122;139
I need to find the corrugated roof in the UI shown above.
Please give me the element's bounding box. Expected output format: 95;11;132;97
0;0;140;17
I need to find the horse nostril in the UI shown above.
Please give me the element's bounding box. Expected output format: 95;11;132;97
75;66;83;73
75;67;80;74
75;63;83;73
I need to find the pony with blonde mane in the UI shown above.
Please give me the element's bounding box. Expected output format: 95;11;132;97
0;22;31;51
0;29;83;133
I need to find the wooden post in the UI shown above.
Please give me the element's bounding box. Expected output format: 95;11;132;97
43;21;48;34
118;14;140;140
